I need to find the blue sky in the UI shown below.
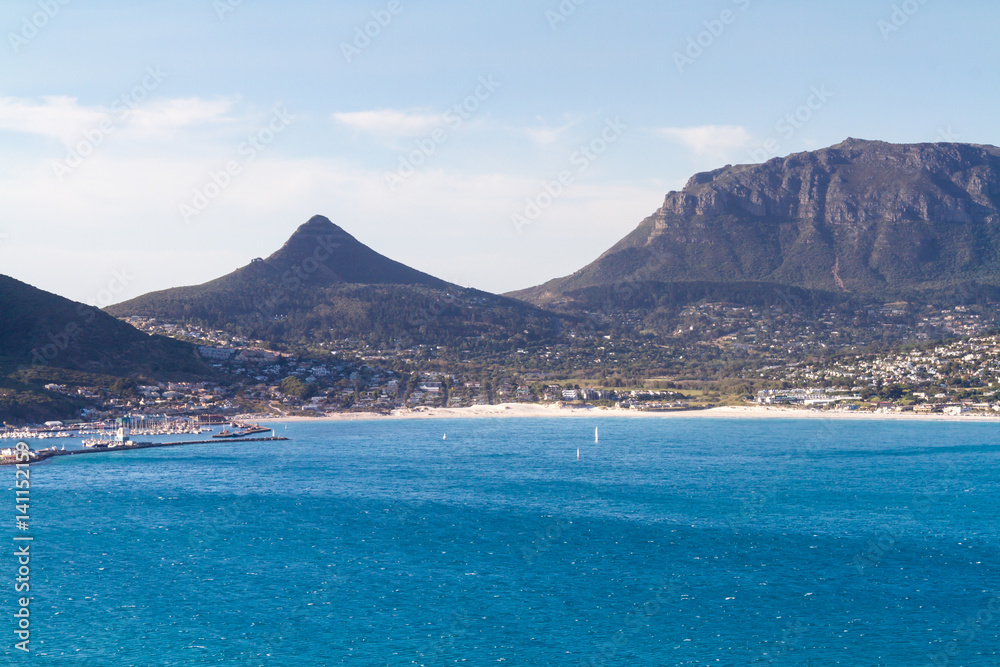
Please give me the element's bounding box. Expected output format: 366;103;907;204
0;0;996;305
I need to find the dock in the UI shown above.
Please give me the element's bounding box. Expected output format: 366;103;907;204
2;436;290;465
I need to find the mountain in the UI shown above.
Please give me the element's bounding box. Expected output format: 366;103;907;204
512;139;1000;309
107;216;558;349
0;275;213;422
205;215;450;292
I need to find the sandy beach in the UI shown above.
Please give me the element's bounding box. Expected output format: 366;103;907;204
259;403;1000;424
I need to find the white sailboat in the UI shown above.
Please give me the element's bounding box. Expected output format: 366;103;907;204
594;427;599;443
576;448;580;461
443;434;447;440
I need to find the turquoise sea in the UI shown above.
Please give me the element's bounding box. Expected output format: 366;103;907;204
5;417;1000;665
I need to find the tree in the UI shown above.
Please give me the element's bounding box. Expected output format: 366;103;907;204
109;378;138;398
879;384;904;401
280;377;314;400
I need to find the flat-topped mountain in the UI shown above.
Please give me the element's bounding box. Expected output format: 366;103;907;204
513;139;1000;306
108;216;557;347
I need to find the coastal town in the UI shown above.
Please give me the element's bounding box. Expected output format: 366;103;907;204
8;314;1000;428
755;334;1000;415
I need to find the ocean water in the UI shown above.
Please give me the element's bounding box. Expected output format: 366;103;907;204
5;417;1000;665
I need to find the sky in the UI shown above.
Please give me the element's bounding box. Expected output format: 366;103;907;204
0;0;997;306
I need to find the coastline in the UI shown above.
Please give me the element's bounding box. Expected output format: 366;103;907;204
259;403;1000;424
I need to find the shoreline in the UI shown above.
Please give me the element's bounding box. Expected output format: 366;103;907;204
257;403;1000;424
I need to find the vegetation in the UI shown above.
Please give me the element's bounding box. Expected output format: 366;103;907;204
0;274;222;422
107;218;563;353
15;142;1000;421
280;376;314;400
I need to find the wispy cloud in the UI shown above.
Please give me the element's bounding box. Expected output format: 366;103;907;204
333;109;444;138
0;96;107;144
655;124;754;159
125;98;240;138
334;108;579;148
521;118;576;146
0;95;240;146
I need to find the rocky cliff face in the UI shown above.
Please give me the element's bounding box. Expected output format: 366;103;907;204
514;139;1000;303
664;139;1000;225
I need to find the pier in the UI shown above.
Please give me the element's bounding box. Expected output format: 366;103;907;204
3;436;290;465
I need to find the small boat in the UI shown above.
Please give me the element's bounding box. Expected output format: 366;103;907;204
595;427;599;443
576;448;580;461
212;429;242;439
442;434;447;440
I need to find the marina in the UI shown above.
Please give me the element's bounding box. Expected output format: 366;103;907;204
1;436;290;465
1;416;286;465
1;416;214;441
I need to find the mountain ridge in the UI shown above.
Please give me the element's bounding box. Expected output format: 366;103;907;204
1;274;210;374
167;215;451;298
0;274;215;421
510;138;1000;306
107;215;559;348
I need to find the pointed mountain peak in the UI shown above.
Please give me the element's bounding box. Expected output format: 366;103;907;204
296;214;345;233
285;215;352;241
253;216;450;289
268;215;359;265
